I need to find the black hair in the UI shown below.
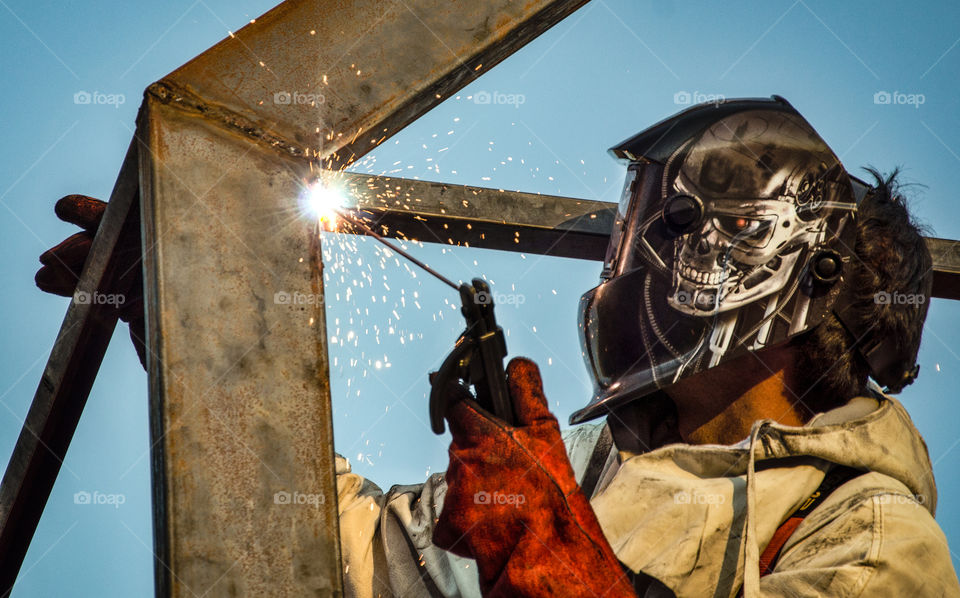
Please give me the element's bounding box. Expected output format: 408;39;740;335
791;168;933;412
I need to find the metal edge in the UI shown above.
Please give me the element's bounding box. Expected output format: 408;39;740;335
136;98;173;598
0;139;141;596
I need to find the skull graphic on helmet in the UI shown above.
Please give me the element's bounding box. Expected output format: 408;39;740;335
663;111;842;315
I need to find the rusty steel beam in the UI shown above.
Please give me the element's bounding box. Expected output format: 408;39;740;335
139;99;344;598
0;139;141;597
928;237;960;300
334;171;615;260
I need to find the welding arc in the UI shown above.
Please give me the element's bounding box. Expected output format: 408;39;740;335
331;208;460;292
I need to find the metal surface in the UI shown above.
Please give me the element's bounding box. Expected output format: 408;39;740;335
0;140;141;596
927;237;960;300
335;171;615;259
139;99;341;597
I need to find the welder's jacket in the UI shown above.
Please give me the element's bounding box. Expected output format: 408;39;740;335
336;388;960;597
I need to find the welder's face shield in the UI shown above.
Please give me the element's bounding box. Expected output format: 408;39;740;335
572;104;857;424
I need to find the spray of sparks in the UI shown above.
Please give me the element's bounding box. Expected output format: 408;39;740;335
265;53;593;473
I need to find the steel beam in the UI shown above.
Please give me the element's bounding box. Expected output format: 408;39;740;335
334;171;615;260
0;139;141;596
927;237;960;300
139;97;343;598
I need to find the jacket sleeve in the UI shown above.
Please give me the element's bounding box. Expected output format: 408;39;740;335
759;473;960;598
336;454;481;598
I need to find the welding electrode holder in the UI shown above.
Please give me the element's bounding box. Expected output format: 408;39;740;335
429;278;515;434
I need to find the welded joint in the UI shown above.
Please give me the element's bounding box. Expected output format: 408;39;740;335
146;80;314;161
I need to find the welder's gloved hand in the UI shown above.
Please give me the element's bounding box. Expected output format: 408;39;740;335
35;195;147;368
433;357;636;598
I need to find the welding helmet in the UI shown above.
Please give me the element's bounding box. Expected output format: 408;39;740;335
571;96;862;424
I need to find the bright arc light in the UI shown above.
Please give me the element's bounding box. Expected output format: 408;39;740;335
303;179;348;230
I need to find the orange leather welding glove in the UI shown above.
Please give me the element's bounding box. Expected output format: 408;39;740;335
433;357;636;598
35;195;146;367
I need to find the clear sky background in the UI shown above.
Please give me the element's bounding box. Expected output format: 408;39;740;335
1;0;959;595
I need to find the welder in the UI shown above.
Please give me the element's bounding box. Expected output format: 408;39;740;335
37;97;960;597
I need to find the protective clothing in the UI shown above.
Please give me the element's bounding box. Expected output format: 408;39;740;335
432;358;635;597
336;385;959;597
36;195;107;294
35;194;146;366
573;97;863;424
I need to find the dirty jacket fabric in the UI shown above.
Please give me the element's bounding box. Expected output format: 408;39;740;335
336;390;960;597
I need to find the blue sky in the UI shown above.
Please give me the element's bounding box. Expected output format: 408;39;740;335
1;0;959;595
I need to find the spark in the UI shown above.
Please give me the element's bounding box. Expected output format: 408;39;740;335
302;178;349;230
